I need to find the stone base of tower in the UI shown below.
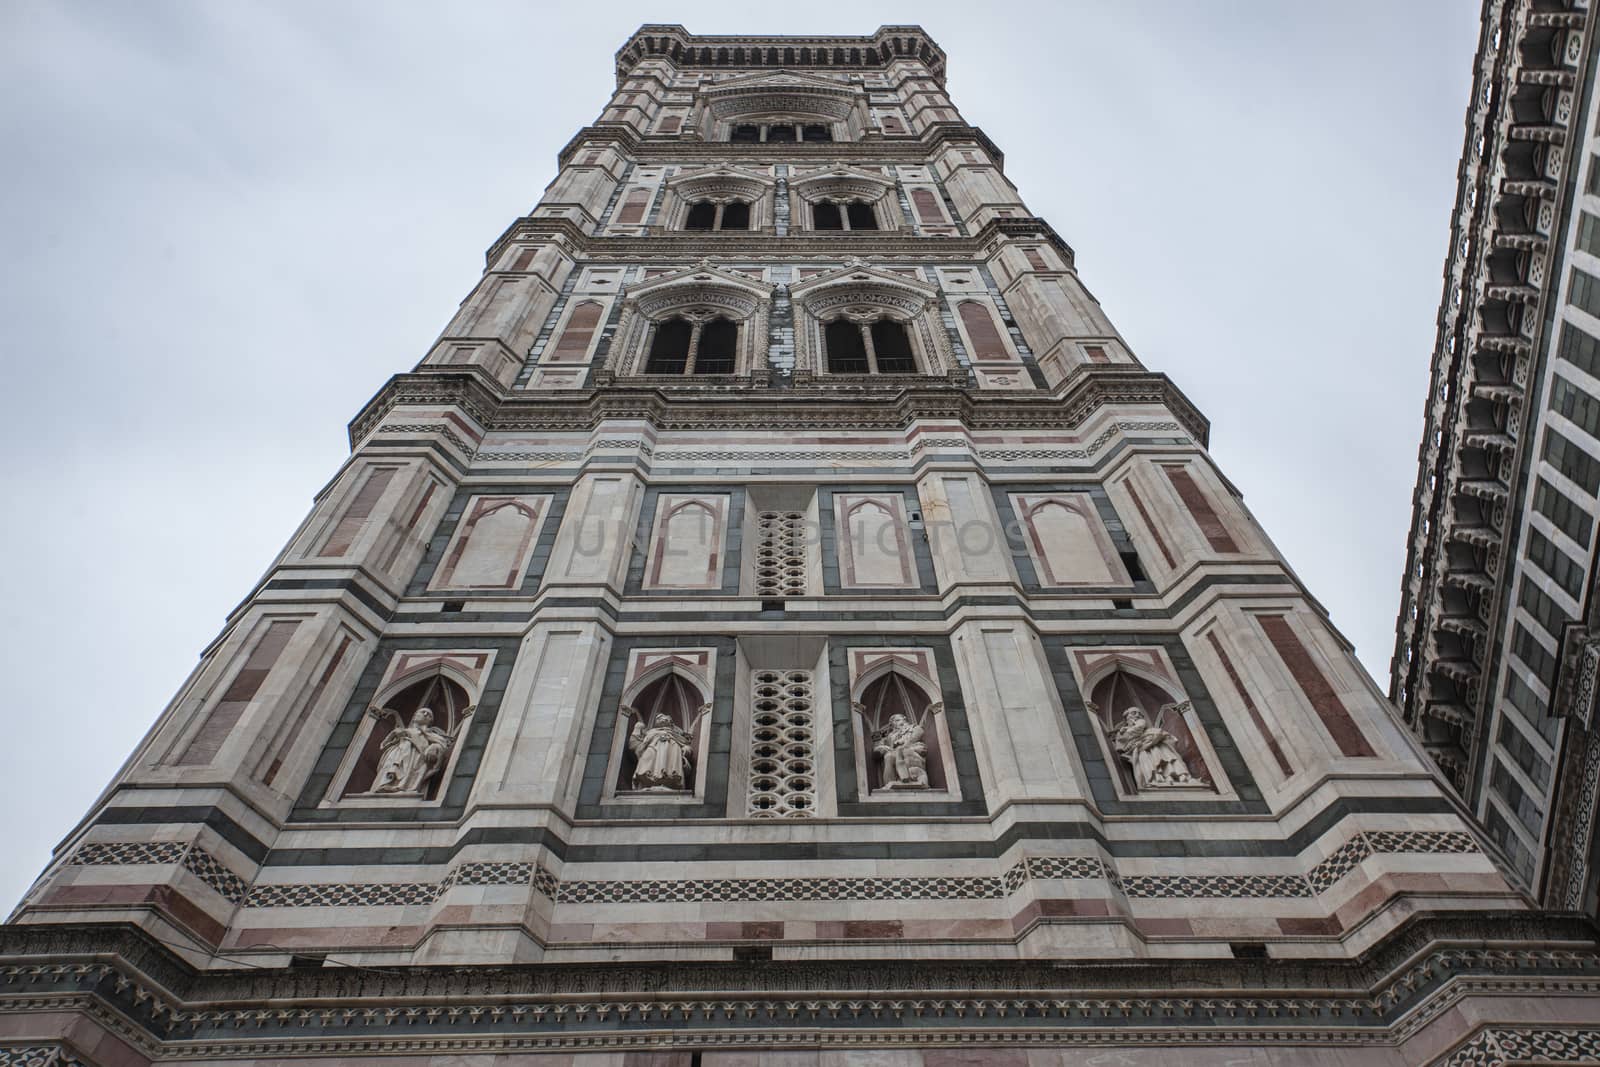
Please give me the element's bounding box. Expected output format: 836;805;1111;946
0;914;1596;1066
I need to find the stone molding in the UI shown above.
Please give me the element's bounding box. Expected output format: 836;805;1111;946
348;367;1209;449
0;915;1595;1057
61;830;1477;910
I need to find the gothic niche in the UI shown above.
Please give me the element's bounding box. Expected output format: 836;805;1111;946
343;674;474;800
854;671;947;792
1088;670;1211;793
618;671;711;794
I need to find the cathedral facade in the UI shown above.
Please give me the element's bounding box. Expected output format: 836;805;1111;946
5;23;1600;1067
1394;0;1600;919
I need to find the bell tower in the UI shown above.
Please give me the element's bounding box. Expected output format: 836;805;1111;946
5;23;1599;1067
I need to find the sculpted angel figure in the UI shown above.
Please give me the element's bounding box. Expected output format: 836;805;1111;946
873;711;929;790
366;702;474;795
1111;705;1200;789
627;708;701;791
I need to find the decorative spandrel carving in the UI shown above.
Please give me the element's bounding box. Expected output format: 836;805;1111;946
1109;702;1205;789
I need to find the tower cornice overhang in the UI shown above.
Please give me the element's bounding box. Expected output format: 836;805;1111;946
0;913;1595;1056
613;24;947;86
347;365;1209;448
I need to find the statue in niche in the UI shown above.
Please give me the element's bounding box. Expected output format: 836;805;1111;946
872;710;930;790
1110;702;1206;789
624;702;709;791
366;702;475;795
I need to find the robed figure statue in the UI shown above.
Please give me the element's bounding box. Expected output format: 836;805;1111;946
366;703;474;795
1110;705;1202;789
628;711;697;791
873;711;930;790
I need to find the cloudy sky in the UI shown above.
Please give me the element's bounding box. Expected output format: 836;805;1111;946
0;1;1477;909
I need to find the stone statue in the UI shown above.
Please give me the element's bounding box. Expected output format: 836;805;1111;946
366;703;474;795
1110;704;1202;789
627;708;701;791
872;711;929;790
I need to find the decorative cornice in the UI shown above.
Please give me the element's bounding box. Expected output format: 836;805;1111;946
0;914;1594;1055
347;366;1209;449
1390;0;1591;797
613;25;948;86
484;211;1075;275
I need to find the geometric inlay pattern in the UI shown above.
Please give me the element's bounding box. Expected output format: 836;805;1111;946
245;881;441;908
69;841;187;866
0;1047;91;1067
63;829;1478;908
181;847;250;905
1439;1026;1600;1066
553;873;1007;904
746;668;817;817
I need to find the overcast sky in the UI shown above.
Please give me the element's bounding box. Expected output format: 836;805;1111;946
0;1;1477;909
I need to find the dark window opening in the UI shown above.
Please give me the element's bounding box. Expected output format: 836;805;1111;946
685;201;716;231
871;319;917;373
765;124;797;143
695;318;738;374
1111;598;1133;611
719;200;750;230
813;202;844;230
846;201;879;230
644;318;693;374
731;124;760;142
1118;549;1147;583
802;124;832;142
825;319;869;373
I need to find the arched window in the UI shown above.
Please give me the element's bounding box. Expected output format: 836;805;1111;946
731;123;760;142
644;317;740;375
617;671;706;793
811;200;878;232
685;201;717;231
644;318;693;374
845;201;879;230
825;320;869;373
695;318;738;374
856;671;945;793
824;318;918;375
870;320;916;373
683;200;750;231
766;123;797;143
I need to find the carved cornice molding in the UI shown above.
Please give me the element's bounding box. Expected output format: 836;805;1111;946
347;366;1209;446
1390;0;1591;792
486;203;1071;267
0;914;1595;1054
613;25;948;85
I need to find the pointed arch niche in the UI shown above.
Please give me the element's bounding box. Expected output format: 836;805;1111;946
847;648;962;804
1068;647;1233;801
323;650;496;808
602;648;718;805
